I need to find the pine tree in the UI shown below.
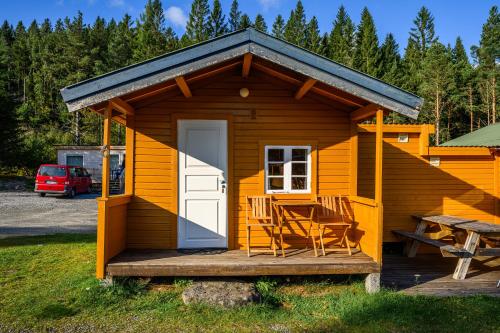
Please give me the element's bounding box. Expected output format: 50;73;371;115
239;14;251;29
208;0;227;38
134;0;168;61
272;15;285;39
0;33;19;166
328;6;355;67
410;7;437;58
354;7;380;77
284;0;306;47
472;6;499;124
185;0;210;44
228;0;241;32
108;14;134;70
254;14;267;33
380;33;401;85
305;16;321;54
88;16;109;75
450;37;475;135
419;42;455;144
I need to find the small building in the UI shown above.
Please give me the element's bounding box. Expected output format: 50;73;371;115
55;145;126;184
59;28;499;288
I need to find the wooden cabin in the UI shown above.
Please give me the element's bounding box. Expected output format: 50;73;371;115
60;28;432;288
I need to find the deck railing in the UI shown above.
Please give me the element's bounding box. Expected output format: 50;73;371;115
96;194;132;279
348;195;383;265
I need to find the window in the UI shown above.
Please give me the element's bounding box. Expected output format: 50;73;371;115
265;146;311;194
66;155;83;167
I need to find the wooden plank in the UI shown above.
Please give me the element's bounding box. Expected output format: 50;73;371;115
102;105;112;198
357;124;435;134
242;53;252;78
475;247;500;256
405;220;427;257
415;215;500;234
349;122;358;196
294;78;317;100
393;230;470;257
110;97;135;116
453;231;481;280
175;76;192;98
106;249;379;276
351;104;379;122
125;115;135;195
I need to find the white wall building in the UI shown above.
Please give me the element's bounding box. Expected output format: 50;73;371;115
55;146;125;184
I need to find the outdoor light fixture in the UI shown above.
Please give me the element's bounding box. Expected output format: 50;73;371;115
240;87;250;98
100;145;110;157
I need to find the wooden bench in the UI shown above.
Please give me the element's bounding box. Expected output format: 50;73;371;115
393;215;500;280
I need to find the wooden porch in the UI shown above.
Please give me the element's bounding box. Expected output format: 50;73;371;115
106;248;379;277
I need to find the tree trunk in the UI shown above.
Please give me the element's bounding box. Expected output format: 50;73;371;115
75;111;80;145
468;85;473;132
492;77;496;124
435;88;440;145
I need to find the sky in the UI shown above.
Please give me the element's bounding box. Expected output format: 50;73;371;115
1;0;497;58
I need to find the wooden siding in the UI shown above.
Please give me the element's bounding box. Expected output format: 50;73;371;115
358;131;498;242
127;70;354;250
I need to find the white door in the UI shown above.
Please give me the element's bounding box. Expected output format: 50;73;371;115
178;120;228;248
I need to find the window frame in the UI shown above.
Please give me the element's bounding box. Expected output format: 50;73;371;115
264;145;312;194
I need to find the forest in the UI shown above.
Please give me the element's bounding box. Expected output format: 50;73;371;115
0;0;498;173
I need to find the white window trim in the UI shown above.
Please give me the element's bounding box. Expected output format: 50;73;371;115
265;145;311;194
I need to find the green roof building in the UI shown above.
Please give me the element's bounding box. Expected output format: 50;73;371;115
440;123;500;148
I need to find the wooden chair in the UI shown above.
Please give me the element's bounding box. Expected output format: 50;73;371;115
245;196;277;257
313;195;352;256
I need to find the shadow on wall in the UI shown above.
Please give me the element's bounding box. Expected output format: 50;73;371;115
358;132;498;240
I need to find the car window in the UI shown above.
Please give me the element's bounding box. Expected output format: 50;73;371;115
69;167;77;177
81;168;89;177
76;168;84;177
38;166;66;177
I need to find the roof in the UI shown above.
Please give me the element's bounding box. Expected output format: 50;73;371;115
55;145;126;150
440;123;500;147
60;28;423;119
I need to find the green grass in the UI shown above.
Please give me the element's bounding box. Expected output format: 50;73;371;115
0;234;499;333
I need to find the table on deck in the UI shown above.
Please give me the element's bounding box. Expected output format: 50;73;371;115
394;215;500;280
272;200;318;257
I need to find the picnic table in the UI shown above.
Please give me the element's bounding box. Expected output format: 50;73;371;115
272;200;318;257
393;215;500;280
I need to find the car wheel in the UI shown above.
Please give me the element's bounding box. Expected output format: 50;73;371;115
68;188;76;198
39;193;46;197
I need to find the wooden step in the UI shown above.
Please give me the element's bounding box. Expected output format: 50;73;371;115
392;230;472;258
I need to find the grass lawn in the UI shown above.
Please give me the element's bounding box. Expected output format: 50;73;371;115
0;234;499;333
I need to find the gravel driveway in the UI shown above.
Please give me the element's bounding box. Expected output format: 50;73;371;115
0;191;97;238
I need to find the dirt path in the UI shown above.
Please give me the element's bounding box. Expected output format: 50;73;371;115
0;191;97;238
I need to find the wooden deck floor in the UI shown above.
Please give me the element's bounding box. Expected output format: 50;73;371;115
382;255;500;297
107;248;379;277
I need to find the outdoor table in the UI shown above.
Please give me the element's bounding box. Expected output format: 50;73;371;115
398;215;500;279
272;200;318;257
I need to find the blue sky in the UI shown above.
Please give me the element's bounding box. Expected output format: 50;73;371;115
1;1;497;57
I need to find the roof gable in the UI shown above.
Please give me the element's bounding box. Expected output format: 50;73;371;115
60;28;423;119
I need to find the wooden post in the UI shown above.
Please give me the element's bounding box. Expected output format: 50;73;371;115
495;151;499;224
349;122;358;196
102;105;112;198
125;114;135;196
96;197;108;279
419;124;429;156
374;109;384;265
375;109;383;203
453;231;481;280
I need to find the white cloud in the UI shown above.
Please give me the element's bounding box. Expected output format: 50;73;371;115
258;0;281;11
108;0;125;7
165;6;188;28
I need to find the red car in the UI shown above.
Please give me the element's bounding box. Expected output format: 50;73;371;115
35;164;92;198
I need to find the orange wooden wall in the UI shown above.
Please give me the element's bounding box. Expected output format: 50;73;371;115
126;70;355;250
358;129;498;242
